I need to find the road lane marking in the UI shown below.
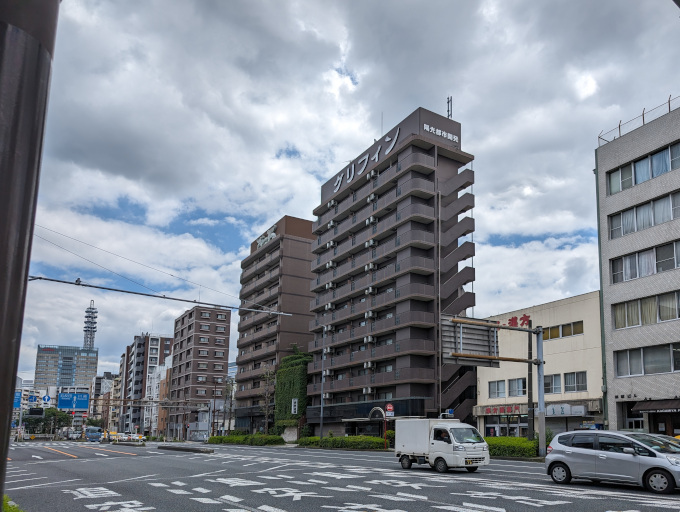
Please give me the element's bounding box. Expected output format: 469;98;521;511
5;477;48;484
6;478;81;491
79;446;137;456
42;447;78;458
32;455;43;459
95;453;109;457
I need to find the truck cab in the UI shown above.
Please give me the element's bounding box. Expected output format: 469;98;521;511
395;418;490;473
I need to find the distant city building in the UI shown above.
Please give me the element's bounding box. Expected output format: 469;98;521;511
235;216;315;433
595;100;680;432
476;292;604;436
169;306;231;440
145;362;169;436
157;367;172;438
90;372;117;421
34;345;98;390
307;108;476;436
119;333;173;435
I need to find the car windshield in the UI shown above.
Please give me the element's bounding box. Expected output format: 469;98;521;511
451;427;484;443
628;433;680;453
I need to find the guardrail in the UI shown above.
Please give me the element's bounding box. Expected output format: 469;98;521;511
598;95;680;146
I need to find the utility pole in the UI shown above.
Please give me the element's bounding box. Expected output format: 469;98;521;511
527;320;534;440
0;0;60;498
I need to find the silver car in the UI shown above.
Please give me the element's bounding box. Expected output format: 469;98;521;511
545;431;680;494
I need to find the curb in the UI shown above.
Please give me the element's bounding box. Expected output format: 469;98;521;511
158;445;214;454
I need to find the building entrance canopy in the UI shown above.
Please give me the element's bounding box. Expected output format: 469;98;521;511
632;399;680;414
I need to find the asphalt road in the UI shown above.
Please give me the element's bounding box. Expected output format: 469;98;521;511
4;440;680;512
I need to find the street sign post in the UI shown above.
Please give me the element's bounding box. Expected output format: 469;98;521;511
385;403;394;417
42;395;51;404
28;395;38;403
13;391;21;409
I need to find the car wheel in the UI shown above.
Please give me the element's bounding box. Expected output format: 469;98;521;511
466;466;478;473
434;458;448;473
645;469;674;494
550;462;572;484
400;455;412;469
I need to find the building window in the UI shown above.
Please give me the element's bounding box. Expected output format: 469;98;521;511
200;324;210;331
614;291;680;329
544;374;561;394
198;350;209;356
201;311;210;318
215;338;225;345
217;313;227;320
564;371;587;392
197;376;207;382
544;321;584;340
489;380;505;398
197;389;206;395
215;351;224;357
609;191;680;240
214;364;223;370
508;378;526;397
197;363;208;369
199;336;209;343
611;241;680;283
608;143;680;195
216;326;226;333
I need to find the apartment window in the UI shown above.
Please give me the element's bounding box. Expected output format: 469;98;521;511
608;163;633;194
217;313;227;320
199;336;209;343
197;389;206;395
489;380;505;398
197;363;208;369
609;190;680;239
216;326;226;333
215;338;225;345
544;321;584;340
197;376;207;382
215;351;224;357
198;350;209;356
564;371;587;392
215;389;222;396
544;374;561;394
508;378;526;397
201;311;210;318
200;324;210;330
214;364;223;370
614;292;680;329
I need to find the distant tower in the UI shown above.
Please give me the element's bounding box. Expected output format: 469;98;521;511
83;300;98;349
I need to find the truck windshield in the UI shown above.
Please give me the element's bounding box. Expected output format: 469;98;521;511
451;427;484;443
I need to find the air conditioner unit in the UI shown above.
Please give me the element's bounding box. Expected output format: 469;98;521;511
366;193;377;203
366;170;378;180
327;200;337;209
365;286;376;295
326;241;336;249
364;361;374;369
323;347;332;354
325;282;336;290
362;387;373;394
365;311;375;319
323;393;332;399
363;336;374;344
327;220;336;229
365;216;378;226
326;261;337;269
324;303;335;311
364;239;377;248
364;263;376;271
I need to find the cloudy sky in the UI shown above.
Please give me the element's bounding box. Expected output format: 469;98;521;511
20;0;680;380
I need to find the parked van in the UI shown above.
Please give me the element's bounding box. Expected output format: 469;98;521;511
395;418;490;473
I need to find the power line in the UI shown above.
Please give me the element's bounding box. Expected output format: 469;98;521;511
33;224;275;313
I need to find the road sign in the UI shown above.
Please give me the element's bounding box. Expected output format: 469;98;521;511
57;392;89;410
385;403;394;412
42;395;51;403
28;395;38;403
11;421;16;428
386;411;394;417
442;315;501;368
82;414;87;418
13;391;21;409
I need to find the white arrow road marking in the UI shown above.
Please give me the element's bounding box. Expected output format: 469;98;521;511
32;455;43;459
94;453;109;457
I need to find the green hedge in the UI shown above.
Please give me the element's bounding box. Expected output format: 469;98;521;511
485;436;538;457
3;496;23;512
320;435;387;450
207;434;284;446
297;436;320;447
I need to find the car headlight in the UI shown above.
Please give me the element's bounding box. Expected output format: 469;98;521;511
453;445;465;451
666;456;680;466
482;445;488;451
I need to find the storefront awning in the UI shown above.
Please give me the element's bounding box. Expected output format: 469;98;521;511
632;399;680;414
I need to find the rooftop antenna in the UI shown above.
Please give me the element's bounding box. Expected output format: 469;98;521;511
447;96;452;119
83;300;98;349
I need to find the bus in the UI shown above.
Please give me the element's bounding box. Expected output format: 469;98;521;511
85;426;103;442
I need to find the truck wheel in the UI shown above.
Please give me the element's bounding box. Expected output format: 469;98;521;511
400;455;412;469
466;466;478;473
434;458;448;473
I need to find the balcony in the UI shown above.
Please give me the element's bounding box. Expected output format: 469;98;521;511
234;387;266;400
241;235;281;268
306;366;435;395
236;323;278;349
235;366;268;382
239;269;280;299
235;343;277;365
240;248;281;284
238;309;278;332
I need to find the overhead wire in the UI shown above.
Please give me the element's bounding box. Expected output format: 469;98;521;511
33;224;275;313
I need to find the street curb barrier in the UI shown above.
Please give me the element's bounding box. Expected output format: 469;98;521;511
157;445;214;454
115;442;147;447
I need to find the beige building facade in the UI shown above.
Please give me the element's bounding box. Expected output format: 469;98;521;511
475;291;604;436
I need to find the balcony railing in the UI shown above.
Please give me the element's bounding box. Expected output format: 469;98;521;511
240;248;281;284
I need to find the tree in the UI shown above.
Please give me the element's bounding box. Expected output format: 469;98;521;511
86;418;104;428
259;363;276;434
23;408;72;433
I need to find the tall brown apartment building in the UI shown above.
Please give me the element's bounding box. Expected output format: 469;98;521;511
235;216;315;433
308;107;477;435
169;306;231;439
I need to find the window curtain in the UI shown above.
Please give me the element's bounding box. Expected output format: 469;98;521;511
575;372;587;390
641;296;657;325
622;208;636;235
635;157;651;183
654;196;672;225
643;345;672;374
621;164;633;189
636;203;653;230
638;249;655;277
614;303;626;329
652;149;670;177
629;348;643;375
565;372;575;391
659;292;678;321
610;214;622;239
673;192;680;220
623;254;638;281
672;143;680;171
626;300;640;326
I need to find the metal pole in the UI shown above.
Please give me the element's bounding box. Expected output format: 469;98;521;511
319;334;326;440
527;320;534;441
536;327;546;457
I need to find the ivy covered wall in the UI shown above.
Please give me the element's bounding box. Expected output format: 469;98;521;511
275;350;312;423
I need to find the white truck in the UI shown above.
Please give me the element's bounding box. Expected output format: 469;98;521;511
395;418;490;473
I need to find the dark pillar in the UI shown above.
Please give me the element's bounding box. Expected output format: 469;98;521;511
0;0;60;498
527;320;534;440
